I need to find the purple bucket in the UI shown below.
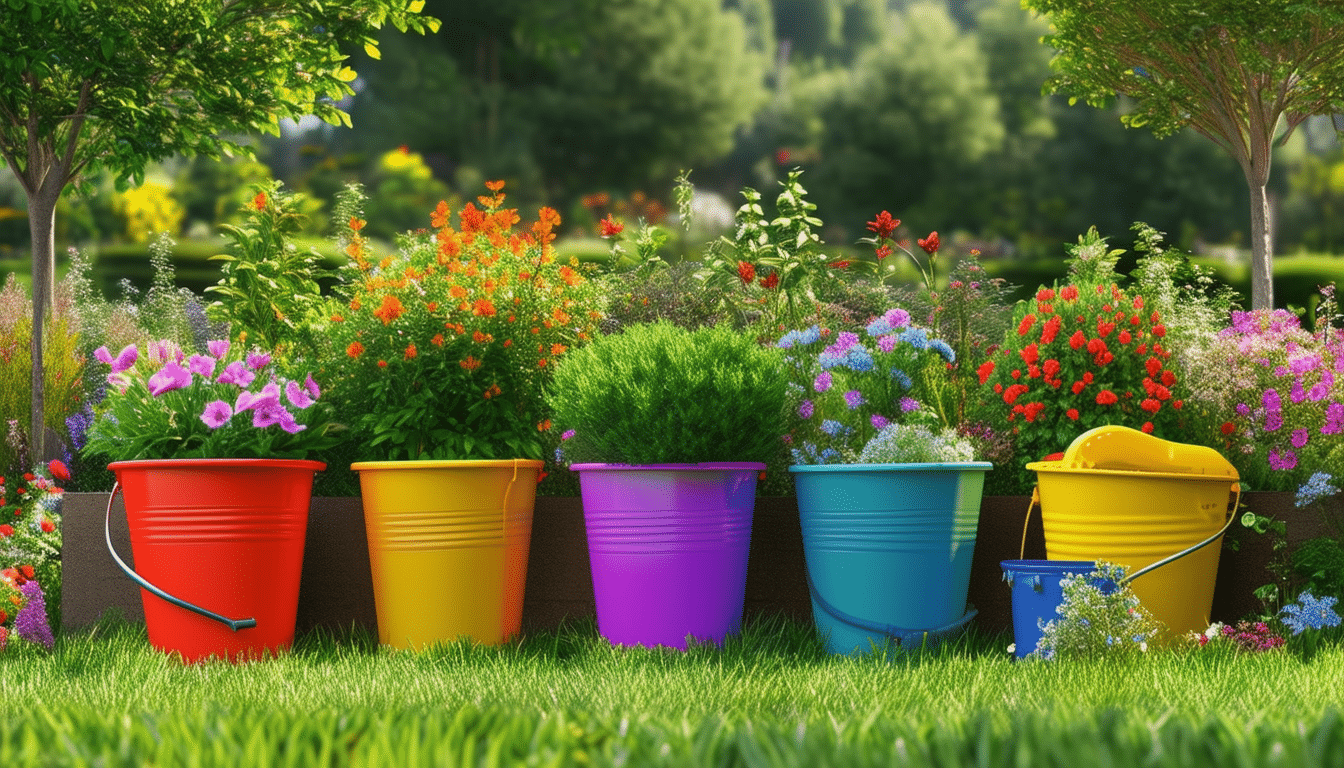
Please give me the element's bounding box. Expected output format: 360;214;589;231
571;462;762;650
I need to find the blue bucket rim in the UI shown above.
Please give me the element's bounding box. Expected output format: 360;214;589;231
790;461;993;473
1000;559;1096;575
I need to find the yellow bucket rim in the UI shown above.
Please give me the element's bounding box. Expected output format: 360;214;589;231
1025;461;1238;482
351;459;544;471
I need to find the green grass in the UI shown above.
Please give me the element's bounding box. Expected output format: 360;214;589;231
3;613;1344;767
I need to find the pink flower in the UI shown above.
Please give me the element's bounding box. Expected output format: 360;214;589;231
1268;448;1298;471
147;362;191;396
200;400;233;429
187;354;216;378
1291;428;1310;449
207;339;230;359
96;344;139;373
303;373;321;400
217;361;256;387
285;380;315;409
246;351;272;371
870;414;889;430
813;372;833;393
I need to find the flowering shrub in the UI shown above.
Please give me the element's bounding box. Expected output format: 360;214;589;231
0;459;68;645
548;321;790;465
1;568;53;651
324;182;607;462
1186;620;1286;652
977;229;1184;488
1031;561;1162;660
856;423;977;464
776;309;958;464
82;340;335;462
1182;305;1343;494
1188;593;1340;659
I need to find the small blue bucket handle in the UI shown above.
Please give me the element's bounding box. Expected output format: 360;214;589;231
805;571;977;650
1020;484;1242;586
104;481;257;632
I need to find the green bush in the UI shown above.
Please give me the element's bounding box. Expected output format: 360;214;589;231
547;321;790;465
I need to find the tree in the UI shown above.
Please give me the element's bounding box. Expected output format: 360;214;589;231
1020;0;1344;310
0;0;439;460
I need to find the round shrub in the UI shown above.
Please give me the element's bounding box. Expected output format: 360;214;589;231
548;321;790;465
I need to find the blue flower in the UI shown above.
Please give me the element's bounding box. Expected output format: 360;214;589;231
819;447;840;463
899;327;929;350
775;330;801;349
866;316;892;336
1281;592;1342;635
820;419;845;437
1295;472;1339;508
890;368;912;390
819;345;874;372
929;339;956;364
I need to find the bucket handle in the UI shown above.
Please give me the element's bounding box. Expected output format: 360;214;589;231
104;481;258;632
1019;483;1242;586
804;571;977;650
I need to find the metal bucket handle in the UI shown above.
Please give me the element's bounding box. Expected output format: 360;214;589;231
805;571;978;650
104;481;257;632
1019;483;1242;586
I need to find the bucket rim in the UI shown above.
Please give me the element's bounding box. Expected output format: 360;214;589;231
569;462;766;472
351;459;544;471
1025;461;1238;481
1000;559;1097;574
789;461;993;473
109;458;326;471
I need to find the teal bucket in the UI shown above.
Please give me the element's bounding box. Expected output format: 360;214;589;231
791;462;992;655
999;559;1098;658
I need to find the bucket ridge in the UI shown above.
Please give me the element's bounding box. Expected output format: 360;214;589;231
366;507;529;551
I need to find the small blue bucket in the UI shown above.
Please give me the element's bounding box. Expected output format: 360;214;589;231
999;559;1098;658
792;462;992;656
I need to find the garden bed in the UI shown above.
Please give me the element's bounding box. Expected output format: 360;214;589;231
60;492;1326;637
2;613;1343;767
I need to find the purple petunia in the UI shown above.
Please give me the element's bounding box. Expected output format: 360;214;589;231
562;429;576;441
200;400;233;429
207;339;230;358
900;397;920;412
285;380;315;409
246;351;272;371
870;414;889;430
147;362;192;397
96;344;139;373
877;334;897;354
303;373;321;400
1264;411;1283;432
187;354;216;378
1263;388;1282;412
217;361;257;387
1323;402;1344;435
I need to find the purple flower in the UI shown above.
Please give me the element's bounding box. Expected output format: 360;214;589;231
1265;411;1283;432
187;354;216;378
285;380;315;409
276;408;306;434
877;334;897;354
1263;389;1281;412
562;429;576;441
252;403;284;429
200;400;233;429
235;390;258;413
100;344;138;373
1289;354;1321;375
844;390;865;409
207;339;230;358
870;414;889;430
884;308;911;330
1268;448;1298;471
1292;428;1310;449
1308;381;1330;401
1291;379;1306;404
15;581;53;650
798;400;815;419
147;362;192;396
1235;403;1251;417
246;351;272;371
813;371;833;393
1323;402;1344;435
900;397;920;412
217;361;256;387
303;373;321;400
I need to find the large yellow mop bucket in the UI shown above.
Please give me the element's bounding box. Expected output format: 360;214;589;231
1025;426;1240;639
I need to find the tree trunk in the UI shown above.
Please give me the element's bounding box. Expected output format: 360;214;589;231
1247;180;1274;311
26;181;62;464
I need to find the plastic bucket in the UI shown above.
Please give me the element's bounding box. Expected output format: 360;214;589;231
791;462;992;655
572;463;761;650
999;560;1098;658
107;459;324;663
352;459;541;650
1026;426;1239;639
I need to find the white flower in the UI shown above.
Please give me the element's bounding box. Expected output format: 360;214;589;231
1204;622;1224;640
1006;643;1016;655
1139;641;1148;652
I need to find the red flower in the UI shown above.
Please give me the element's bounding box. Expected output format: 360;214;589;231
1083;372;1093;383
1145;357;1163;378
1069;330;1086;350
1023;402;1046;422
1003;383;1030;404
1132;296;1145;309
918;231;940;254
976;360;996;385
1161;370;1176;387
1017;314;1037;336
19;565;33;580
1096;320;1116;338
1036;288;1056;302
40;518;54;533
1152;324;1167;337
1118;330;1132;345
1071;381;1085;395
1067;408;1080;421
827;260;852;269
0;525;11;537
251;192;267;211
599;214;624;238
875;245;893;260
1040;316;1062;345
1096;390;1119;405
1141;422;1155;433
760;272;779;289
1061;285;1079;301
1086;338;1107;355
1042;359;1060;378
1021;343;1039;365
1141;398;1161;414
737;261;756;284
866;211;899;239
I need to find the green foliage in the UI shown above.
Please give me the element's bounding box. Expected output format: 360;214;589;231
0;276;84;474
548;321;790;464
1294;537;1344;603
857;423;978;464
205;182;332;359
361;148;453;241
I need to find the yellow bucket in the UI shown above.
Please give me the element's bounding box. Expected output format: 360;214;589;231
351;459;542;650
1025;426;1240;639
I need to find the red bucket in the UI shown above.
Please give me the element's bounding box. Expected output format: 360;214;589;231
107;459;324;663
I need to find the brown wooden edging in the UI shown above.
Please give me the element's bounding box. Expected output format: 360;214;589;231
61;492;1326;637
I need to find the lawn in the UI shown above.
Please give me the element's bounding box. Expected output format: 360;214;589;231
3;613;1343;767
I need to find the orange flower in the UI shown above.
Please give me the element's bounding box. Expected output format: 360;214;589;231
473;330;491;343
558;265;583;286
537;419;551;431
251;192;267;211
460;356;481;370
503;339;512;348
349;216;365;232
431;201;451;229
330;314;345;322
431;333;444;347
377;360;387;368
538;358;548;367
486;179;505;192
347;341;365;358
404;344;418;360
373;294;404;325
473;299;497;317
551;343;567;355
